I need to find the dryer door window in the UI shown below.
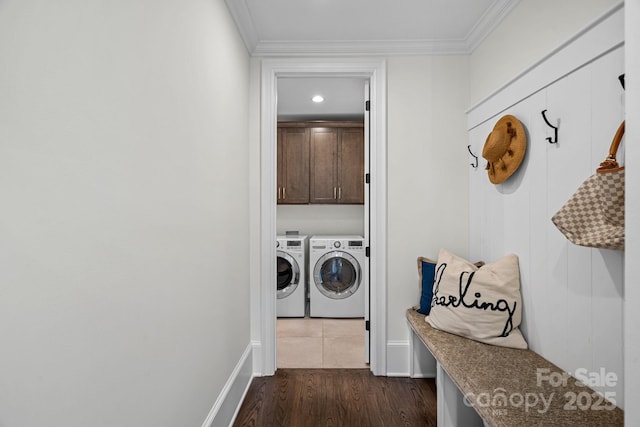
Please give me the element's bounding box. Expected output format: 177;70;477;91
313;251;361;300
276;251;300;299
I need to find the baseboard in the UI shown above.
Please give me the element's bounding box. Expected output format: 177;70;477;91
201;344;254;427
386;340;410;377
386;338;437;378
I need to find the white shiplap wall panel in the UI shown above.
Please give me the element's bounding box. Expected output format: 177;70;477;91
467;124;484;257
468;46;624;404
505;92;546;345
522;91;550;353
548;66;593;378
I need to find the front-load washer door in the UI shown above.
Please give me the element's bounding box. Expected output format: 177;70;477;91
313;251;361;299
276;251;300;299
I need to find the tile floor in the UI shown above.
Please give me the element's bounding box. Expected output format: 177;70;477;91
276;317;368;369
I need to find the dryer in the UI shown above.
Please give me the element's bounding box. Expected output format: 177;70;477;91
309;235;365;318
276;235;307;317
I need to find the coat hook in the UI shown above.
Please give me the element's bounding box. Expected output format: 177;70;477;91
619;74;625;90
541;109;558;144
468;145;478;168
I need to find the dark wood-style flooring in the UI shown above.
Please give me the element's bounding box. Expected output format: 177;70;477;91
233;369;437;427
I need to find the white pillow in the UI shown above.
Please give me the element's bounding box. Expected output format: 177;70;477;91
426;249;528;349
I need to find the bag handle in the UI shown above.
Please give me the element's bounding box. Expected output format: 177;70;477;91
597;121;625;173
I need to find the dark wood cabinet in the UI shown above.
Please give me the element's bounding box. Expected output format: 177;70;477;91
277;121;364;205
336;127;365;204
309;127;339;203
277;127;310;204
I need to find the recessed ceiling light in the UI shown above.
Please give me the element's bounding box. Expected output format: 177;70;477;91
311;95;324;103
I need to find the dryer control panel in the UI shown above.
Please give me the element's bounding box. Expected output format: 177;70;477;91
327;239;364;251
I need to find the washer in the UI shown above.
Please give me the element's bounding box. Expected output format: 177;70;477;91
276;235;307;317
309;235;365;318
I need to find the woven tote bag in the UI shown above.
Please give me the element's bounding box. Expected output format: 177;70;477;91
551;121;625;251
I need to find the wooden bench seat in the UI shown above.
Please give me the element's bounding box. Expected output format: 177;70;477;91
406;308;623;426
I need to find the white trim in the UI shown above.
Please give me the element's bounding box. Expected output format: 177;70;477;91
253;39;470;57
226;0;522;57
223;0;258;53
466;2;624;130
201;344;254;427
382;338;439;378
260;63;278;376
625;0;640;421
465;0;522;52
385;340;410;377
251;340;262;376
259;58;387;376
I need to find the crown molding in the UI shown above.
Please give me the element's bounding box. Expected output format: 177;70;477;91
465;0;522;52
225;0;522;57
253;39;470;57
224;0;258;53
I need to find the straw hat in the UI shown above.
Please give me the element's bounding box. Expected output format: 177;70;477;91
482;115;527;184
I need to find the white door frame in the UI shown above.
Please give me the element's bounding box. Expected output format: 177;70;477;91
259;58;387;376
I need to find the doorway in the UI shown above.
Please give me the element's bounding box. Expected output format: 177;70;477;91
276;77;367;368
259;58;387;376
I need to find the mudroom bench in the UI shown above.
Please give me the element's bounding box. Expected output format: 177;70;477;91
406;308;624;426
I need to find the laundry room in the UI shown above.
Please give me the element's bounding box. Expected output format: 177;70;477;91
275;77;369;369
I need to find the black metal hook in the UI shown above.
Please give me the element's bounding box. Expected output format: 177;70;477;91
541;109;558;144
468;145;478;168
619;74;625;90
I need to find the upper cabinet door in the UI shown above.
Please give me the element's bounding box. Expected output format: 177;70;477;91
277;127;310;204
309;127;339;204
337;128;365;204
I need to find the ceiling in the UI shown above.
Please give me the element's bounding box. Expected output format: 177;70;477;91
224;0;520;56
225;0;520;120
277;77;368;121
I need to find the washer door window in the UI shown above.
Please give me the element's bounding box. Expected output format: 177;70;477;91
276;251;300;299
313;251;361;299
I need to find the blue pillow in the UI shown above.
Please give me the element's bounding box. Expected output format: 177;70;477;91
417;257;437;315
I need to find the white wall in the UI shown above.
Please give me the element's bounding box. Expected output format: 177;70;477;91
469;0;619;105
386;56;470;342
0;1;251;426
277;205;364;236
468;3;626;407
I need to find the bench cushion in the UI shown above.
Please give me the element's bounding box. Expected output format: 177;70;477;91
407;308;623;426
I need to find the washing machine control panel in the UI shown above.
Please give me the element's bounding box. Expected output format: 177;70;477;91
329;239;364;251
345;240;364;251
